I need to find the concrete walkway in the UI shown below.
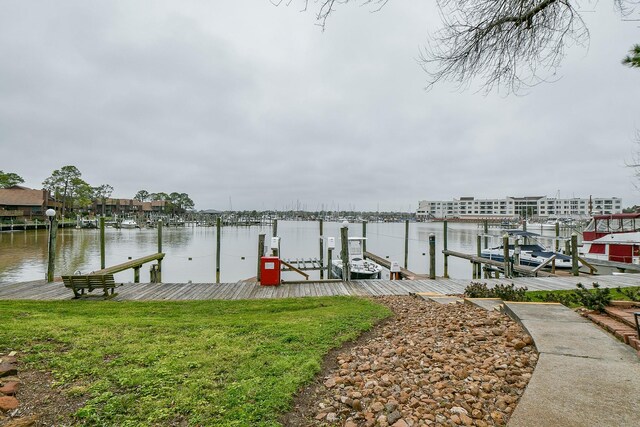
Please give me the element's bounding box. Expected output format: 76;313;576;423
502;302;640;427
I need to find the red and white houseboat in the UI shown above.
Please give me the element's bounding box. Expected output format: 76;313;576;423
581;213;640;264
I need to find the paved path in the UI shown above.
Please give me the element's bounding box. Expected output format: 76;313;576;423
1;274;640;300
503;302;640;427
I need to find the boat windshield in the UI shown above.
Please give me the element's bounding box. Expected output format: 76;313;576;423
348;240;363;256
588;217;640;233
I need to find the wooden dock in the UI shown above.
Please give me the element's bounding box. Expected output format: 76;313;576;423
1;274;639;301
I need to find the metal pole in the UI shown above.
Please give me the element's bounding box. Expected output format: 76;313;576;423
46;216;58;282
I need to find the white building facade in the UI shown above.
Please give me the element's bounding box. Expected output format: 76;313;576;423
416;196;622;220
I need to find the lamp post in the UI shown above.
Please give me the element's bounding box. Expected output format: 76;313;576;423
46;209;57;282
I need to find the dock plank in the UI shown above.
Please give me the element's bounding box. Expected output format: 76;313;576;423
3;274;640;301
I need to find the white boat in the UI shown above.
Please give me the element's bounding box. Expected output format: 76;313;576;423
331;237;383;279
581;213;640;264
481;231;573;269
119;219;139;229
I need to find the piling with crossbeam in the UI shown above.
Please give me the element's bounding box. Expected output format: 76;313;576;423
443;220;449;278
362;220;367;253
571;232;579;276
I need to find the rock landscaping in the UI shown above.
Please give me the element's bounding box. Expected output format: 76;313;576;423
284;296;537;426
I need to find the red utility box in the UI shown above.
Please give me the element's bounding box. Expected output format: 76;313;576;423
260;256;281;286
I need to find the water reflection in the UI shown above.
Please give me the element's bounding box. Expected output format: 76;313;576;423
0;221;575;285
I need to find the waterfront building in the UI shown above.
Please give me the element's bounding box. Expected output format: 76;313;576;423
416;196;622;221
0;185;59;220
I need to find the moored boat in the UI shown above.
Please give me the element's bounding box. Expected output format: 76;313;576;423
331;237;383;279
481;230;572;269
581;213;640;264
119;218;139;229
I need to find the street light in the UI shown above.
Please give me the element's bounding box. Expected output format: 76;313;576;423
46;209;57;282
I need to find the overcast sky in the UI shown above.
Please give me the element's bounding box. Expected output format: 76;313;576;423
1;1;639;212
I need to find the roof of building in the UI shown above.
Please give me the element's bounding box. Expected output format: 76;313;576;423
0;186;48;207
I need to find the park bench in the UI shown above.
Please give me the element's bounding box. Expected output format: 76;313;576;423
61;274;120;298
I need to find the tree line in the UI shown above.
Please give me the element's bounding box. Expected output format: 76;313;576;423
0;167;194;217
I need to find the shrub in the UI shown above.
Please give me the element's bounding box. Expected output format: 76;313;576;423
464;282;530;301
616;286;640;302
574;282;611;312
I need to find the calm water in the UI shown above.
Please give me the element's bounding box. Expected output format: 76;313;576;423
0;221;568;284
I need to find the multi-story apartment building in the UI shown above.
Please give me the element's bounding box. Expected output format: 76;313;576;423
416;196;622;220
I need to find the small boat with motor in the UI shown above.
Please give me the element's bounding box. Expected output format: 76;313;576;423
481;230;572;269
331;237;383;279
119;218;139;229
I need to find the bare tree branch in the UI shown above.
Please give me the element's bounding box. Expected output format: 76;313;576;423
279;0;639;93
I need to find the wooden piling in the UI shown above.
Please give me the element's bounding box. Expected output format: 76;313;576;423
362;220;367;253
327;247;333;279
429;233;436;279
503;233;510;278
476;235;482;279
571;232;579;276
216;217;221;283
341;226;350;280
46;216;58;283
157;219;163;283
553;222;560;273
99;216;105;269
443;220;449;278
257;233;265;281
483;220;489;249
319;237;324;279
272;218;278;238
404;219;409;269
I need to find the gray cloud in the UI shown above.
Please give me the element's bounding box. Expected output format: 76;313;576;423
1;1;639;211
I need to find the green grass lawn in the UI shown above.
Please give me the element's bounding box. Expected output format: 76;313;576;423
0;297;390;426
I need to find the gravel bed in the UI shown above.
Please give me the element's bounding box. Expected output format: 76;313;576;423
284;296;537;427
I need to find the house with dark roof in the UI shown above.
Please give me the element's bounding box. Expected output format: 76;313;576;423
0;186;60;220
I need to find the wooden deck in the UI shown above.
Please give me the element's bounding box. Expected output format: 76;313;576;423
1;274;640;301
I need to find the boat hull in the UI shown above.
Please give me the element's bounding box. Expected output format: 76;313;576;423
331;261;382;280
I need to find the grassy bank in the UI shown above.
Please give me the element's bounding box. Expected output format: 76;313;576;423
0;297;390;426
526;285;640;308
